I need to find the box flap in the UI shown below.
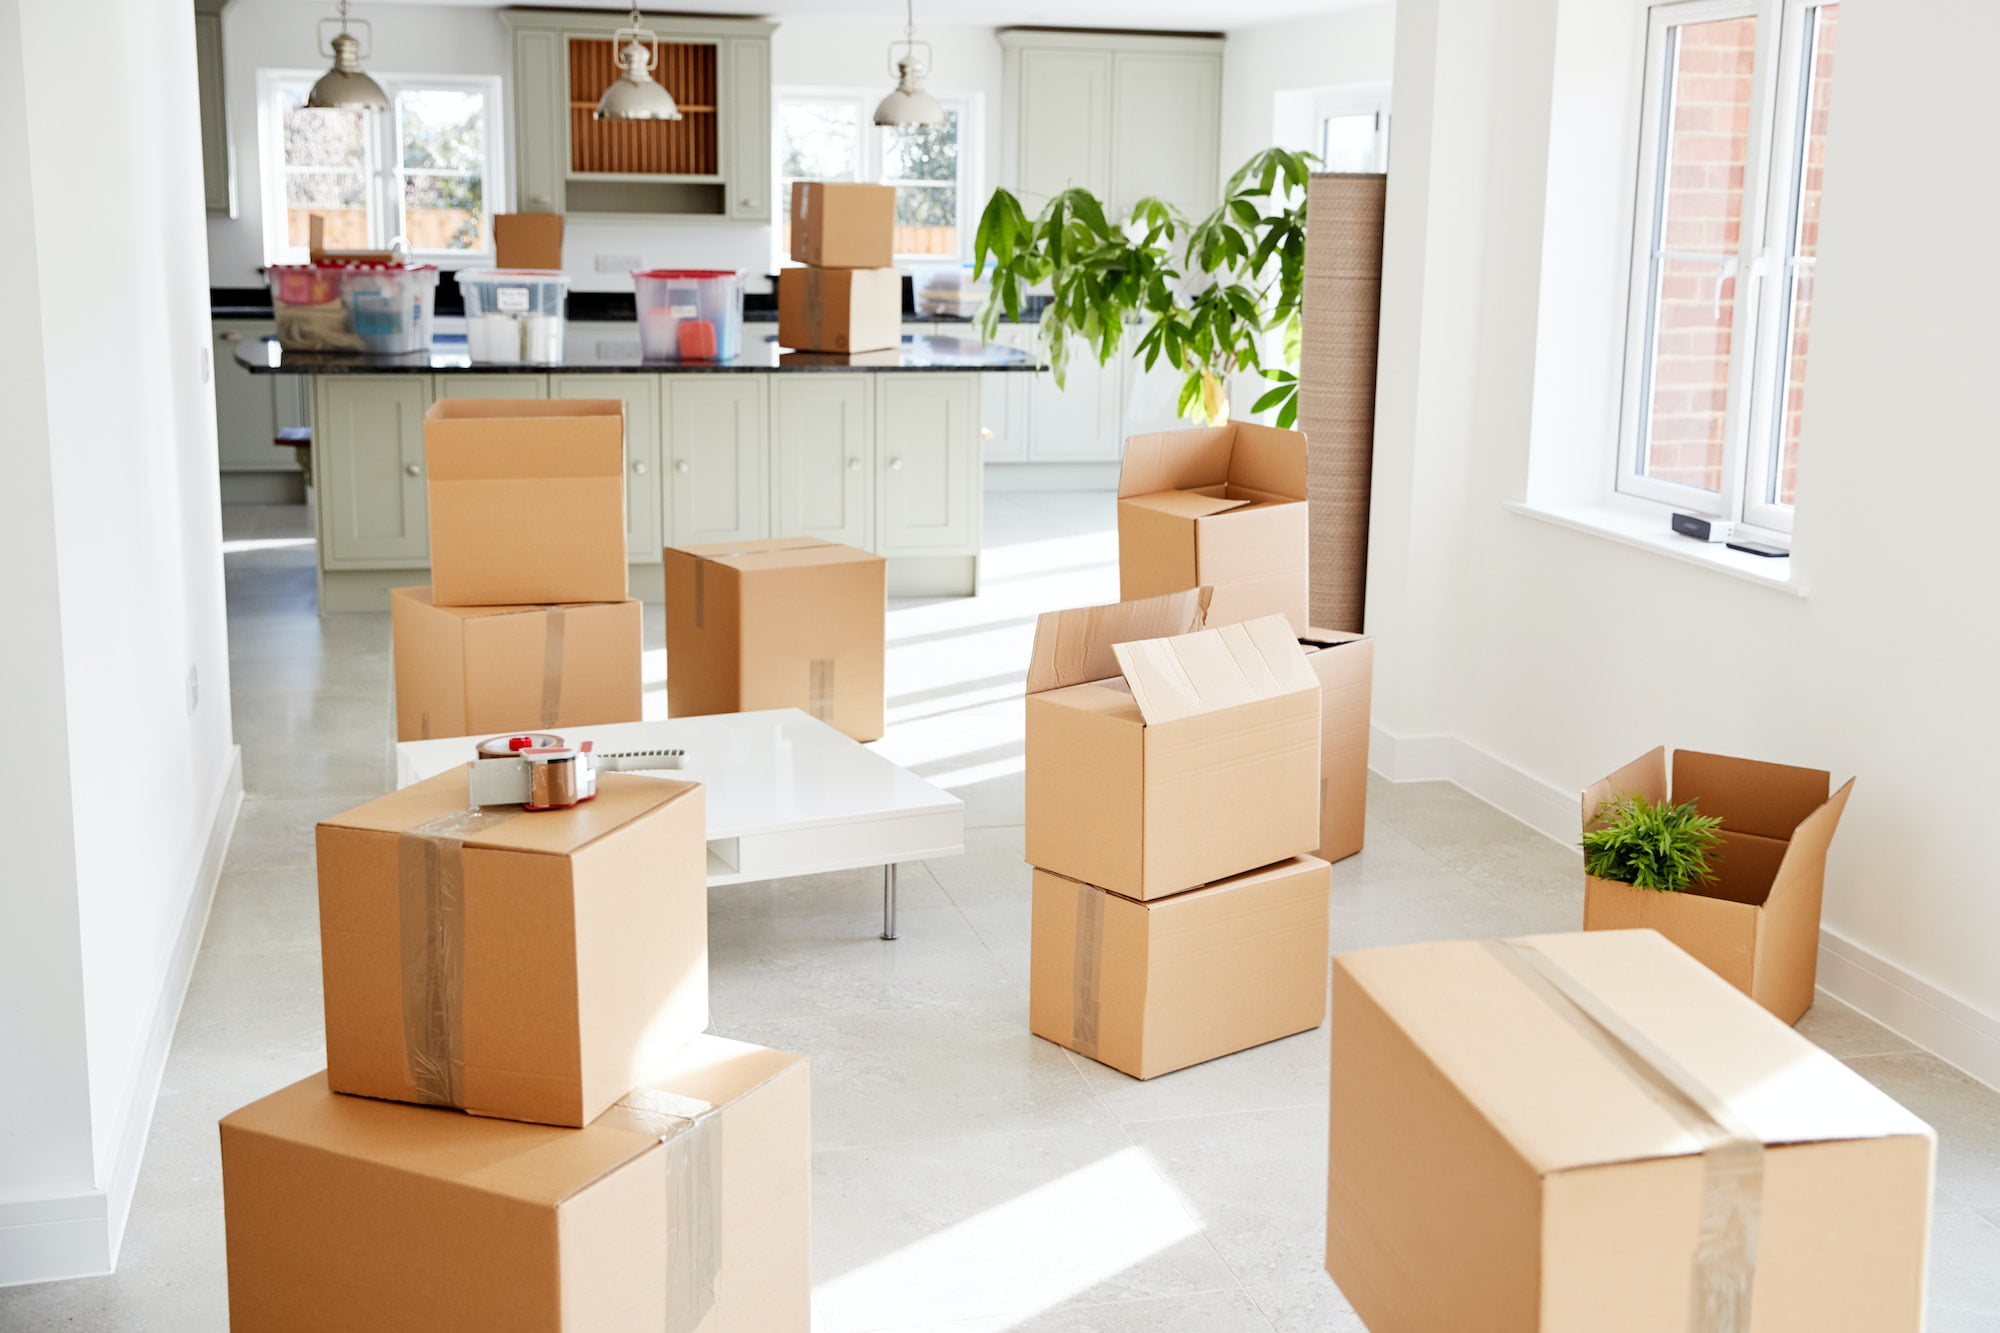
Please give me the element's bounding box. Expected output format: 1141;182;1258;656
391;585;609;623
324;767;698;855
669;537;883;573
1299;627;1371;650
1335;930;1933;1179
1581;747;1668;829
426;398;624;423
1766;777;1855;902
1118;426;1236;498
1671;749;1832;841
1111;614;1318;725
1120;489;1254;521
1225;421;1309;501
1025;589;1212;695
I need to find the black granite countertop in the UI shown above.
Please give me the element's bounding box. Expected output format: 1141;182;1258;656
210;283;1041;325
233;331;1041;375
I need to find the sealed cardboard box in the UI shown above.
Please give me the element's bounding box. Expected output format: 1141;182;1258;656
493;212;564;270
391;586;641;743
1582;748;1854;1024
1327;930;1933;1332
1030;857;1331;1079
1024;594;1321;900
317;767;707;1127
1118;422;1310;634
222;1036;811;1332
1299;629;1373;863
789;181;896;268
664;538;886;742
425;398;628;606
778;266;901;353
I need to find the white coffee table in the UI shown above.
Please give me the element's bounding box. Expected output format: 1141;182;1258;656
394;709;963;939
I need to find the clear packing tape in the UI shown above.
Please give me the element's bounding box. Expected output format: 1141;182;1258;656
1480;939;1763;1333
541;605;567;729
601;1088;725;1333
1068;885;1106;1060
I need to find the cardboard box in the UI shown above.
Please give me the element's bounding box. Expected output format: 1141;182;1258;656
1582;748;1855;1024
663;538;886;742
1118;422;1310;634
1030;857;1331;1079
1024;595;1321;901
222;1036;811;1332
317;767;707;1127
1300;629;1373;863
494;212;564;270
789;181;896;268
308;211;396;264
1327;930;1933;1332
777;266;901;353
391;586;641;743
425;399;628;606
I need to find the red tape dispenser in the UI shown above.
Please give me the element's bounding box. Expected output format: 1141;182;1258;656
468;734;685;810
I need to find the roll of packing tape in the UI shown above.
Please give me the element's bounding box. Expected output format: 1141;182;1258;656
476;733;564;760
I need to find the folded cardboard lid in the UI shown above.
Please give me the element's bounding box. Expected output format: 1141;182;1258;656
322;767;698;854
426;398;624;423
1025;588;1212;695
1111;614;1318;724
1118;422;1307;500
1337;930;1932;1177
1670;749;1833;841
1300;627;1371;650
1119;489;1254;520
424;398;625;481
668;536;884;572
390;586;634;622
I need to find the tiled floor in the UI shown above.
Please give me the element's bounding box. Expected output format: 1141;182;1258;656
5;491;2000;1331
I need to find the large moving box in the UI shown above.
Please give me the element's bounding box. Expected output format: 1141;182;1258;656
778;266;901;353
663;538;886;742
1030;857;1331;1079
1328;930;1934;1333
424;399;628;606
1300;629;1373;863
1117;422;1310;634
1582;748;1854;1024
222;1037;811;1332
317;767;708;1127
789;181;896;268
1024;598;1320;901
391;586;642;742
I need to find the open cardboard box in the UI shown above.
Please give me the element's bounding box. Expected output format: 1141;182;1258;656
1581;747;1854;1025
1299;628;1373;863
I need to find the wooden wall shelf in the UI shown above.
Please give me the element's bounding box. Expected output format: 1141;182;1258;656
567;37;719;177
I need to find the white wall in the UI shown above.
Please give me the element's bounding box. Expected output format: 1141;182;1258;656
1370;0;2000;1081
0;0;238;1282
1220;3;1396;174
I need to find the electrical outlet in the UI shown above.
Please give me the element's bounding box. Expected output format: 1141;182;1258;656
595;254;642;273
186;664;200;716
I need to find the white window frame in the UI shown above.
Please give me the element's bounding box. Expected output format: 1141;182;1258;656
772;86;980;270
1312;83;1391;172
1616;0;1833;540
257;69;506;267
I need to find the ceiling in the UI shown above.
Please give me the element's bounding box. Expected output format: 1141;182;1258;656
361;0;1387;32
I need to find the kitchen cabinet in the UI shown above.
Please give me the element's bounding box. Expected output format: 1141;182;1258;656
212;320;302;476
877;375;978;556
314;376;433;567
666;377;768;547
723;37;771;221
552;375;661;563
980;344;1032;462
434;375;547;398
194;0;233;217
772;378;871;549
1027;342;1123;462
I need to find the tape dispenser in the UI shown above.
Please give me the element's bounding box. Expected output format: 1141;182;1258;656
470;733;685;811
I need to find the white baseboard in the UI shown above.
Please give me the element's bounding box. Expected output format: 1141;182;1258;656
0;747;241;1287
1368;723;2000;1092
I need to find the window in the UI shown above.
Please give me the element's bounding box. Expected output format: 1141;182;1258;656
1618;0;1838;536
258;71;504;265
1314;86;1391;173
774;90;977;266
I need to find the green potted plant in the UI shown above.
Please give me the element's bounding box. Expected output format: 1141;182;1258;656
1580;793;1725;892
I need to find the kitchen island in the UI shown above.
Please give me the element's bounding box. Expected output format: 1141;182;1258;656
237;331;1038;610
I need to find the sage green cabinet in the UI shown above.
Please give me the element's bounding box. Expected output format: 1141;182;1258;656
667;377;768;547
876;375;978;556
551;375;663;563
193;0;234;217
434;375;548;398
314;375;433;567
772;378;871;549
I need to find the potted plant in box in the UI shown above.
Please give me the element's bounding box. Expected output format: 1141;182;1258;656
1581;794;1725;893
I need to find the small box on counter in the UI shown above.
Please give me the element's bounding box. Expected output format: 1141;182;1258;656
1118;422;1310;634
663;538;887;743
423;399;628;606
391;587;641;743
1024;592;1321;901
777;266;901;354
316;767;707;1127
493;212;565;270
1030;857;1331;1079
789;181;896;268
1581;748;1854;1024
222;1036;811;1332
1299;629;1373;863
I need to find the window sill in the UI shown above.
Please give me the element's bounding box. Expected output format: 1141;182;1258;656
1505;500;1807;597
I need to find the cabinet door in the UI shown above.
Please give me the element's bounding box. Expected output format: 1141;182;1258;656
194;6;233;216
1013;48;1113;201
1028;351;1123;462
211;322;284;472
512;24;566;212
981;326;1036;462
877;375;977;556
772;377;871;547
554;375;662;563
1120;329;1190;439
315;376;433;566
434;375;548;398
1109;52;1221;218
667;376;768;547
723;37;771;221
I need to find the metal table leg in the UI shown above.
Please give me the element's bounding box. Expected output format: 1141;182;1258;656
881;862;899;941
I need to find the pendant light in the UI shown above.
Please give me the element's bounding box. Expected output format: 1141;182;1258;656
873;0;945;128
305;0;388;111
594;7;682;122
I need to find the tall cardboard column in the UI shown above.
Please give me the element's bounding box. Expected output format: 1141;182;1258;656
1300;173;1387;634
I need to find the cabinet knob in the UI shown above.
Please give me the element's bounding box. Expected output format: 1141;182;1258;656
980;427;994;440
405;463;421;477
633;460;649;475
530;194;551;209
740;198;757;209
675;459;691;474
847;457;861;472
888;456;904;472
218;330;243;343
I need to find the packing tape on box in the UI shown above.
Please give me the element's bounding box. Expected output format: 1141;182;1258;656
540;606;566;729
1070;885;1106;1059
396;804;523;1107
601;1088;723;1333
1481;939;1762;1333
808;659;835;725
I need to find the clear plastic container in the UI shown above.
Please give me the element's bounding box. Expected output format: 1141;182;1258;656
633;269;743;361
341;264;439;354
915;264;988;318
268;264;362;351
456;270;570;364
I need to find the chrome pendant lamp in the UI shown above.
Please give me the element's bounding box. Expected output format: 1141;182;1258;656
873;0;945;128
305;0;389;111
595;7;683;122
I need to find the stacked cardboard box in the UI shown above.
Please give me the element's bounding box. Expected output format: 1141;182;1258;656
779;182;901;354
1023;589;1333;1079
392;398;644;742
221;764;813;1328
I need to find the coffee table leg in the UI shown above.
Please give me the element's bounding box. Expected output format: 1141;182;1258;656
881;863;899;941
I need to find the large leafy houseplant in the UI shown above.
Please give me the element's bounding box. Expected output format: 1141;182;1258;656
1581;794;1726;893
972;147;1316;427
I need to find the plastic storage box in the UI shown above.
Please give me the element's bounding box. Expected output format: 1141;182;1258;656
342;264;438;354
268;264;361;351
456;270;569;364
634;269;743;361
916;265;989;318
